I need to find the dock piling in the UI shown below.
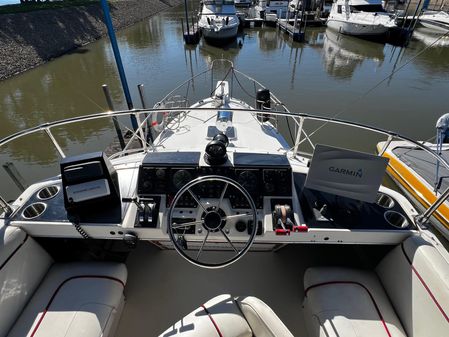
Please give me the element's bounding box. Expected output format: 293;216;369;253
102;84;126;150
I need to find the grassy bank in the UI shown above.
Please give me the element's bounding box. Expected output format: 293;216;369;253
0;0;100;14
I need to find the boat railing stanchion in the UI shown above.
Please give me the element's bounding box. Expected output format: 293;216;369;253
44;127;66;159
292;116;305;157
0;195;13;217
2;162;27;192
378;134;394;157
102;84;126;151
137;84;154;144
416;183;449;229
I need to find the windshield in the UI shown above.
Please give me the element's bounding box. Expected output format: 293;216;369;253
204;0;235;4
350;4;385;12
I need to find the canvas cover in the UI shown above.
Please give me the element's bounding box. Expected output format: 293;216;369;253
304;144;388;203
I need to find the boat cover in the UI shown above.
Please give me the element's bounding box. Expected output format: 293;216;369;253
392;146;449;192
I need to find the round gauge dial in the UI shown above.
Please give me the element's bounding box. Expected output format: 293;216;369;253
173;170;193;190
155;168;166;180
238;170;258;193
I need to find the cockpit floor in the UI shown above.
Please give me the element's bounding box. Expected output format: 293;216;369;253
115;243;387;336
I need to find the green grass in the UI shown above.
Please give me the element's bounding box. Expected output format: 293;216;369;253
0;0;102;15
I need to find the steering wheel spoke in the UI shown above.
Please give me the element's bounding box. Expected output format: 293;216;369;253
187;188;208;212
168;175;257;269
196;230;210;261
220;228;239;253
224;213;253;221
172;220;204;229
217;182;228;209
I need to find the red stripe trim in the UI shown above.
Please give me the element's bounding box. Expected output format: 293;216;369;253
0;234;28;270
30;275;124;337
201;304;223;337
305;281;392;337
401;243;449;324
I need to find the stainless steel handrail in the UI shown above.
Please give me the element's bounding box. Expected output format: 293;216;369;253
1;107;449;224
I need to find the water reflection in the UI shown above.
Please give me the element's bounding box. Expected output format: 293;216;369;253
0;38;125;166
322;29;385;80
124;15;165;50
413;28;449;48
198;36;243;65
258;28;280;51
410;29;449;77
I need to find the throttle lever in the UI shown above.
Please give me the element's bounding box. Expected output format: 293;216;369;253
122;197;144;212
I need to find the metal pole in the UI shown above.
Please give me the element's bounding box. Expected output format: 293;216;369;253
408;0;424;33
137;84;154;143
401;0;412;29
181;18;185;37
102;84;126;150
184;0;190;34
100;0;138;130
0;195;13;217
416;184;449;227
2;162;27;192
137;84;148;108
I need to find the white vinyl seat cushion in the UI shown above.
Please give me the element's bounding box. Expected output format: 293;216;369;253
159;294;294;337
376;235;449;337
303;267;407;337
7;261;127;337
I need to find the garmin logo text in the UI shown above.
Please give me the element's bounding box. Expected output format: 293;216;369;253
329;167;363;178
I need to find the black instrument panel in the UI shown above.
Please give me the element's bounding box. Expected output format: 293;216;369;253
137;152;292;208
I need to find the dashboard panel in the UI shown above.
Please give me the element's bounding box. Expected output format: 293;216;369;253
137;152;292;210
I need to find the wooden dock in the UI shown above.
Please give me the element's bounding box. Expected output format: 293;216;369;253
277;20;305;42
242;18;264;28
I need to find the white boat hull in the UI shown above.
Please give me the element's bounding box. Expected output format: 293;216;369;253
327;18;390;36
201;24;239;40
420;19;449;32
419;11;449;33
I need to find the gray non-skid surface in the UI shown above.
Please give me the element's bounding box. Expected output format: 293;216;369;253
116;242;383;337
393;146;449;192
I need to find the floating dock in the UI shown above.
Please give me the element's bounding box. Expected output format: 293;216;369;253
242;18;264;28
277;20;305;42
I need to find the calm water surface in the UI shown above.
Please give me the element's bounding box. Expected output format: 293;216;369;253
1;4;449;199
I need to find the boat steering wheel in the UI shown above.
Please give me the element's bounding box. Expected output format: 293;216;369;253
167;175;257;269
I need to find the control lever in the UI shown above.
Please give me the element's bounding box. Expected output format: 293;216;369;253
273;204;293;235
275;218;291;236
122;197;144;212
123;197;158;227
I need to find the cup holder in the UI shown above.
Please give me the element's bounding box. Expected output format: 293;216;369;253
376;193;395;209
384;210;409;229
22;202;47;220
37;185;60;200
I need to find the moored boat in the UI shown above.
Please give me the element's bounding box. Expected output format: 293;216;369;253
198;0;240;41
377;114;449;240
419;10;449;32
327;0;397;36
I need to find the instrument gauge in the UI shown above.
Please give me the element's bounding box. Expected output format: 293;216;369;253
238;170;258;193
155;168;166;180
173;169;193;190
